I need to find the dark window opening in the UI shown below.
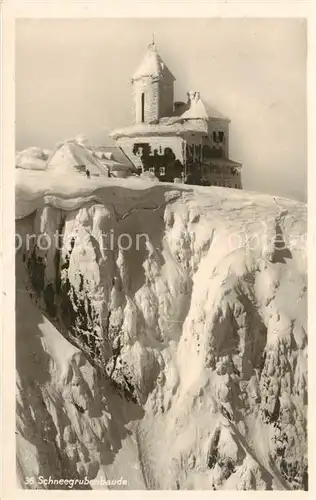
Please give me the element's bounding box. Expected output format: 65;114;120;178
141;93;145;123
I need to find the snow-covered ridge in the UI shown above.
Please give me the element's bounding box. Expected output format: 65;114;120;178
16;168;304;219
16;171;307;490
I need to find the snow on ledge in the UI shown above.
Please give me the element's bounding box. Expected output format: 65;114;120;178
16;168;305;220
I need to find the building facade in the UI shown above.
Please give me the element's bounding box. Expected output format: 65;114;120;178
110;42;242;188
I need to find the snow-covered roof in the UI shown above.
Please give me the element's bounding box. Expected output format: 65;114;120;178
132;43;175;82
87;145;136;170
110;117;208;140
110;90;230;139
46;141;110;176
181;93;230;121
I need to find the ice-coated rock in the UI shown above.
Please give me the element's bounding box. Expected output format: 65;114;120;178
15;171;307;490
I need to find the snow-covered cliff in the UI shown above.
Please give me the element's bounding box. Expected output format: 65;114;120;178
16;170;307;490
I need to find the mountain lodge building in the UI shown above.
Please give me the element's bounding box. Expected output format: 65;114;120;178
110;42;242;188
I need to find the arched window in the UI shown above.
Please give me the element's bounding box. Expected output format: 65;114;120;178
141;93;145;123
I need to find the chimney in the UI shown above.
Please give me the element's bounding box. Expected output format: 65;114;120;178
187;91;196;103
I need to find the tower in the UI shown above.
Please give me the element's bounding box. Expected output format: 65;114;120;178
131;42;175;124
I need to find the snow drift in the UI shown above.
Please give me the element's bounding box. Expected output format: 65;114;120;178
16;170;307;490
16;147;51;171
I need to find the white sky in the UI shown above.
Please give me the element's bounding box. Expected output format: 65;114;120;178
15;18;307;201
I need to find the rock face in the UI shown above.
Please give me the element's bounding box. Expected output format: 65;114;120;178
16;178;307;490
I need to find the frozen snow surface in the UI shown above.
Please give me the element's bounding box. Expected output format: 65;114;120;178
16;169;307;490
16;147;51;171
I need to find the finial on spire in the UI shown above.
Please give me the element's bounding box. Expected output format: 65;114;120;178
148;33;156;50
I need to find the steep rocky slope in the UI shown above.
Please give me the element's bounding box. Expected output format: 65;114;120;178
16;171;307;490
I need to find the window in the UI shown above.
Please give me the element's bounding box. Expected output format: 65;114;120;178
212;131;225;144
141;93;145;123
149;167;155;174
159;166;166;176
